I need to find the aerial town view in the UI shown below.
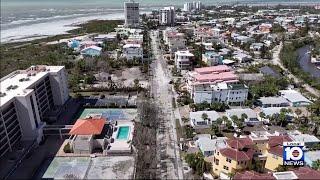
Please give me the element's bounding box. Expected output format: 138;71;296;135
1;0;320;179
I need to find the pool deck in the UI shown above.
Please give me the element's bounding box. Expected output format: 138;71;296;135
109;121;134;154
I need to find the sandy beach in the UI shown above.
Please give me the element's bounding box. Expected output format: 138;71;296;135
0;12;126;43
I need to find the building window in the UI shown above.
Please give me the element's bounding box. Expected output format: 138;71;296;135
215;159;219;165
223;166;229;170
226;158;232;163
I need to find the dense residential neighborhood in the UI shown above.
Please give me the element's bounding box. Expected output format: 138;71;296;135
1;0;320;179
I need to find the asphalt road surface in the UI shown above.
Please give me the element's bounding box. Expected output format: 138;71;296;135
149;30;184;179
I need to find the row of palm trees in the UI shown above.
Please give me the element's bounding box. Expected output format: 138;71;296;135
199;113;235;136
259;108;293;127
201;108;298;136
185;152;212;175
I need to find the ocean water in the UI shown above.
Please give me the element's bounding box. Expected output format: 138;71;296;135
1;0;319;43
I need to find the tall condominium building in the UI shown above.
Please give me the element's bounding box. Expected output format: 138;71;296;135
183;1;202;12
124;0;140;28
0;65;69;157
159;6;176;26
183;2;194;12
194;1;202;11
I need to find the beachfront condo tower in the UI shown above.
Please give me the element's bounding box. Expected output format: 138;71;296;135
124;0;140;28
0;65;69;157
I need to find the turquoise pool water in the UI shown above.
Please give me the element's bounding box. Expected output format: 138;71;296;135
116;126;130;140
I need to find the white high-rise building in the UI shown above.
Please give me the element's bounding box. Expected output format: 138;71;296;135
159;6;176;26
183;2;193;12
194;1;202;11
183;1;202;12
124;0;140;28
0;65;69;157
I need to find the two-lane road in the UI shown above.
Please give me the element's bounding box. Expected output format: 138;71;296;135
150;30;184;179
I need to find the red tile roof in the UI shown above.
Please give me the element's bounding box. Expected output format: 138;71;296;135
220;148;254;161
234;171;275;180
194;65;231;74
268;135;292;157
268;146;284;157
227;137;254;149
293;167;320;179
69;118;105;135
268;135;292;147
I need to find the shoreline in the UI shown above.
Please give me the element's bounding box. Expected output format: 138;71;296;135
0;13;125;44
1;3;319;44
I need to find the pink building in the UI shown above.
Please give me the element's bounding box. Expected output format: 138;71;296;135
187;65;248;104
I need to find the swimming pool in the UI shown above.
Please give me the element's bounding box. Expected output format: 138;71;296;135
116;126;130;140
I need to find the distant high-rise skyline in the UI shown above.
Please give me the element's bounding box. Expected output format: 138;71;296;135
183;1;202;12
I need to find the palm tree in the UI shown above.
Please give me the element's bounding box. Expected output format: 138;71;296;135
295;108;302;117
230;115;239;123
294;108;303;126
226;119;233;131
189;103;196;111
268;115;276;125
241;113;248;121
202;113;209;124
185;152;212;175
182;117;189;124
133;79;140;89
259;112;266;119
215;118;223;134
311;116;320;136
312;159;320;170
307;100;320;116
222;116;229;123
280;108;288;114
278;111;288;127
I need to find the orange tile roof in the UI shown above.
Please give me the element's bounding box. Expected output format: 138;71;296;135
69;118;106;135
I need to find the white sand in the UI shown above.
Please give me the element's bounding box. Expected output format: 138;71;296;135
1;13;124;43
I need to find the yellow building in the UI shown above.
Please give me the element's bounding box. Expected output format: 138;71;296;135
206;135;293;176
265;151;283;171
264;136;292;171
209;137;255;176
211;148;253;176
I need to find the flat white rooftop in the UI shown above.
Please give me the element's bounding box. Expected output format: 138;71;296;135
0;65;64;106
273;171;298;180
175;50;194;57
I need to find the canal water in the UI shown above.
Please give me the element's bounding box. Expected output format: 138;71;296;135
298;45;320;81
